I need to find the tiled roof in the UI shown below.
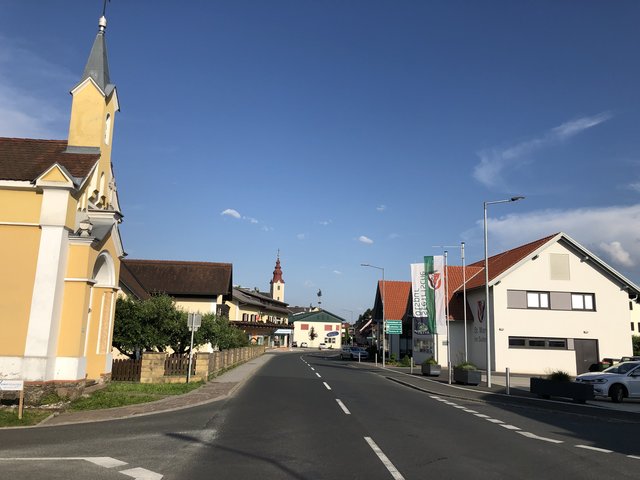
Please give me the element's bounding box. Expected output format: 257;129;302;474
289;309;346;324
121;259;233;298
0;137;99;182
233;287;290;315
379;280;411;321
464;233;559;290
118;260;150;300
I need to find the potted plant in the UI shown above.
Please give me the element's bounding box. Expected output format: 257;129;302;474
530;370;594;403
453;361;481;385
421;357;441;376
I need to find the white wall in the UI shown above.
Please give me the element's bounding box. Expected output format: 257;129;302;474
491;241;633;375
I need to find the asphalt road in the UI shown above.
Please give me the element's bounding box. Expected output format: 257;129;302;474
1;351;639;479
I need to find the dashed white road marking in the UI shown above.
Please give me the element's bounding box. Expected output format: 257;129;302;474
499;424;521;431
120;467;164;480
453;405;467;409
486;418;504;424
323;382;332;390
364;437;405;480
517;432;563;444
336;399;351;415
315;372;322;378
575;445;613;454
627;455;640;460
463;409;478;413
474;413;490;418
0;457;163;479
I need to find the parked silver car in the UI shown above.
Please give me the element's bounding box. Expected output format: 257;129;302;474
575;361;640;402
340;346;369;360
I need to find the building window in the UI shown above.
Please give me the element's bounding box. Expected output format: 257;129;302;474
631;322;635;332
571;293;595;311
508;337;567;349
104;113;111;144
527;292;549;309
325;324;332;331
242;313;248;322
300;323;309;331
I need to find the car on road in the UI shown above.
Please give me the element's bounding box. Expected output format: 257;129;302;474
318;343;328;350
575;361;640;402
340;346;369;360
300;342;308;348
292;341;298;348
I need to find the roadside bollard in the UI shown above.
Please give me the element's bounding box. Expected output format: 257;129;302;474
410;357;414;375
506;367;511;395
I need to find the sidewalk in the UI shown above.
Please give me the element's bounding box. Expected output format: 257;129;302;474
38;352;275;427
379;364;640;414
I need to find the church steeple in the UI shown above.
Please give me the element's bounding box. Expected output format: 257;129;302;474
80;15;112;94
270;252;285;302
67;9;121;213
68;11;119;150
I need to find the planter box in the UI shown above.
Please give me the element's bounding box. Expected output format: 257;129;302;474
530;377;594;403
453;368;481;385
421;364;441;376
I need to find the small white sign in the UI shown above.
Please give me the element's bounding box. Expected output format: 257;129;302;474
0;379;24;391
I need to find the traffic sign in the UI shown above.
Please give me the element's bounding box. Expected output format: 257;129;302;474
385;320;402;334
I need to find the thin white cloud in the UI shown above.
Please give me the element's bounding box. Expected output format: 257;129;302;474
474;113;612;190
599;241;634;268
318;220;332;226
629;182;640;193
221;209;241;219
358;236;374;245
247;217;259;224
333;270;342;275
474;204;640;272
0;36;74;138
297;233;307;240
389;233;400;240
376;205;387;212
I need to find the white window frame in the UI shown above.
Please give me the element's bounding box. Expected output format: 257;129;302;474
526;291;549;309
571;293;595;311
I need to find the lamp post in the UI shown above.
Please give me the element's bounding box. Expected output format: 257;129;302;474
484;196;524;388
361;263;385;368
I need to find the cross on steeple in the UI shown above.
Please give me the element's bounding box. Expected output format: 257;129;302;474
102;0;110;17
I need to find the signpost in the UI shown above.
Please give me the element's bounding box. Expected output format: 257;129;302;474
187;313;202;383
0;379;25;419
385;320;402;335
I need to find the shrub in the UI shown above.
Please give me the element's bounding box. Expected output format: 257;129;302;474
400;355;411;367
422;357;438;366
547;370;571;382
455;361;477;371
633;335;640;356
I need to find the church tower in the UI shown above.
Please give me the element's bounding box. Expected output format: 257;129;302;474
270;253;285;302
68;13;121;213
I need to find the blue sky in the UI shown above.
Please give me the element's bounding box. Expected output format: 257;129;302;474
2;1;640;321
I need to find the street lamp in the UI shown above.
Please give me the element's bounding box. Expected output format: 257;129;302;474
484;196;524;388
361;263;385;368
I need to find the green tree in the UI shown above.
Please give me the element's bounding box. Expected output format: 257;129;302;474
113;294;248;357
309;326;318;340
633;335;640;356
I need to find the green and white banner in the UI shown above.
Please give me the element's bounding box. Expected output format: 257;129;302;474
411;262;430;334
416;256;445;334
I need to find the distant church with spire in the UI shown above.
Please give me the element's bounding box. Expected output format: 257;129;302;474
0;10;124;393
270;251;285;302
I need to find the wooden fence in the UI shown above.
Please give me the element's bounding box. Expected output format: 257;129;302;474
164;354;195;376
110;346;266;384
111;358;142;381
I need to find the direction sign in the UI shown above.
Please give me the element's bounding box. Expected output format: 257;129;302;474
385;320;402;335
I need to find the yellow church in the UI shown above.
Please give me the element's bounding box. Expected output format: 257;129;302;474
0;14;123;392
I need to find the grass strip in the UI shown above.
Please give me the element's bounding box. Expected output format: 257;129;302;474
69;381;203;411
0;409;52;427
